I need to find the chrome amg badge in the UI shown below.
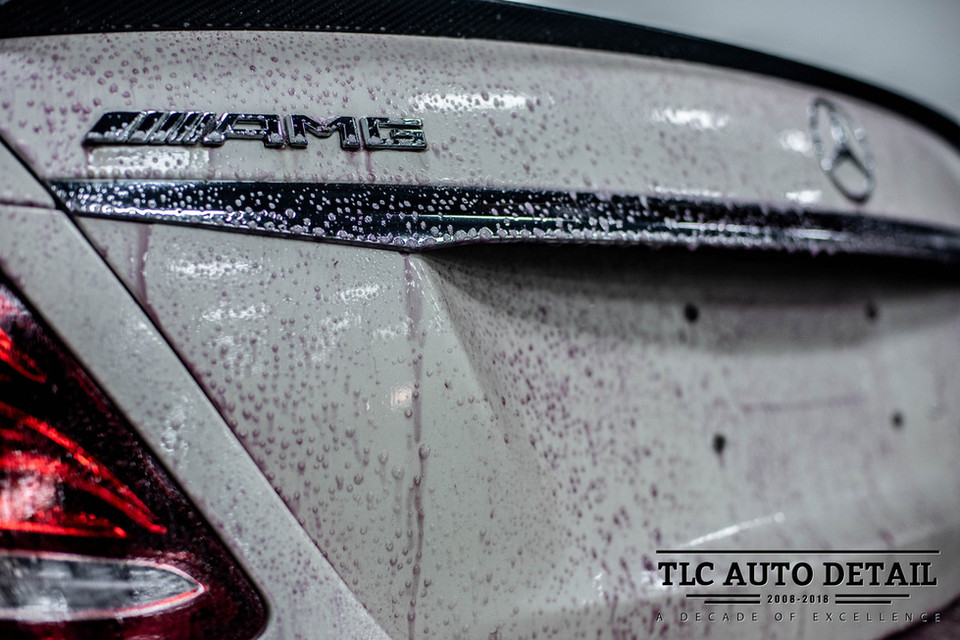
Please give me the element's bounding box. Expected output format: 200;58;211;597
809;98;876;202
84;111;427;151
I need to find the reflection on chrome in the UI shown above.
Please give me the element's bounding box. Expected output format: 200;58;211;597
200;304;264;323
650;108;730;131
172;258;257;279
411;91;530;112
390;382;415;411
85;147;209;179
593;570;606;601
785;189;823;205
680;512;786;549
338;283;382;303
778;129;814;155
651;185;725;199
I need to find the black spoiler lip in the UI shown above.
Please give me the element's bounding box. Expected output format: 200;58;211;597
47;180;960;264
0;0;958;155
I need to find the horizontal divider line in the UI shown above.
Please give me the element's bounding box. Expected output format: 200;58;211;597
656;550;940;555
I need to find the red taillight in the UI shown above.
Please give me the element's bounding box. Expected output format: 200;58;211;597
0;280;266;639
0;327;45;383
0;402;166;538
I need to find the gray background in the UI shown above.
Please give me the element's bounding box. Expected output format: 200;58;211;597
516;0;960;123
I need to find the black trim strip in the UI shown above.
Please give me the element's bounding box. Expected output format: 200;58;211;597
48;180;960;263
0;0;957;156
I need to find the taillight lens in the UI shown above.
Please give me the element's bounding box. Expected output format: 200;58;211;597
0;280;266;639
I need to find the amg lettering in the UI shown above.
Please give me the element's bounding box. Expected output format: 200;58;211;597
84;111;426;151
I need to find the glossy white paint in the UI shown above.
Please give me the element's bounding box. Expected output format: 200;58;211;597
0;204;392;640
0;144;53;208
1;24;959;640
0;32;959;228
516;0;960;124
79;215;960;639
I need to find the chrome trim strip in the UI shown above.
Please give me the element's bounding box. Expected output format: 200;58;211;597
49;180;960;262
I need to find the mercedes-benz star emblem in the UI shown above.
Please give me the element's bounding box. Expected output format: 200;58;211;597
809;97;876;202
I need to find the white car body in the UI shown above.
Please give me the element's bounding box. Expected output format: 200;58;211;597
1;2;958;639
